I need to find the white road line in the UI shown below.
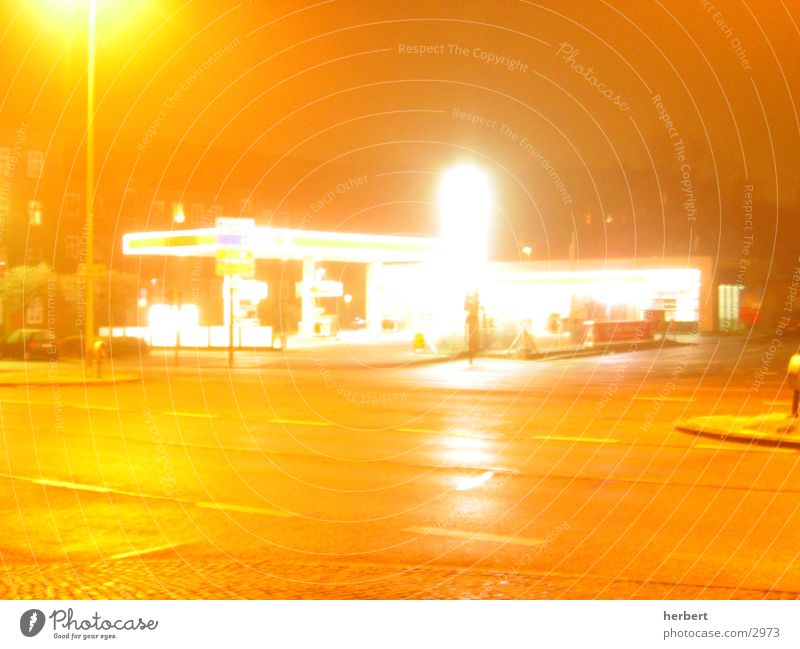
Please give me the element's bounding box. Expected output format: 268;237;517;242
163;411;216;419
195;501;296;518
397;427;497;439
269;418;332;427
110;542;188;560
65;404;120;412
531;435;618;444
5;474;297;519
633;396;695;402
32;478;111;493
405;526;546;547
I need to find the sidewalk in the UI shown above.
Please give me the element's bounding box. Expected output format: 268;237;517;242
677;413;800;449
487;333;702;361
0;359;141;387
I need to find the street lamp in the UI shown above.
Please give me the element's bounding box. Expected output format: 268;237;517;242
438;165;492;363
82;0;97;362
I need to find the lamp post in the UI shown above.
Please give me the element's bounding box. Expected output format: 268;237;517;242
82;0;97;362
438;165;492;363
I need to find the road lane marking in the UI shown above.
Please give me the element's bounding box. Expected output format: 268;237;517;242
163;411;216;419
5;473;298;519
397;427;496;439
195;501;297;518
633;396;695;402
455;471;495;491
531;435;619;444
32;478;112;493
405;526;545;548
110;542;188;560
65;404;121;412
269;418;331;427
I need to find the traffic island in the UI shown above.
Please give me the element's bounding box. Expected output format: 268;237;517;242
489;336;687;362
676;413;800;449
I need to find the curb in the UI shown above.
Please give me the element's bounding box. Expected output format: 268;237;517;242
676;415;800;449
487;338;687;362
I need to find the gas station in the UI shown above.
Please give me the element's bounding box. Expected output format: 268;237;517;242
118;167;711;353
120;219;711;352
121;218;446;348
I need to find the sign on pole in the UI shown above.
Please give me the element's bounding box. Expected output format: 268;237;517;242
215;217;256;278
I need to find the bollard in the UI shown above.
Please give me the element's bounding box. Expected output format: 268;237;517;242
788;354;800;417
92;340;107;379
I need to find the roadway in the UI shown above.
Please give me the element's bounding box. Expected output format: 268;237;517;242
1;335;799;598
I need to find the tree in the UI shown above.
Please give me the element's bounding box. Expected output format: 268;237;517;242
96;270;139;328
0;263;57;334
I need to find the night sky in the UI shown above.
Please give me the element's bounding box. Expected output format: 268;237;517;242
2;0;799;268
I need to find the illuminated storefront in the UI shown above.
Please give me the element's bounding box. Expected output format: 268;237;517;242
121;221;712;348
379;258;712;348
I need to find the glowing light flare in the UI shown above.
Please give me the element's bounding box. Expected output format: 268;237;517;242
236;280;268;302
438;165;492;266
32;0;146;43
172;202;185;224
455;470;495;492
148;303;199;330
440;436;495;467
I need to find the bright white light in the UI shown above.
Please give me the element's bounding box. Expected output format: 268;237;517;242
148;303;199;331
343;293;353;304
438;165;492;265
172;202;185;224
148;304;174;329
236;279;269;302
177;304;199;329
455;470;495;492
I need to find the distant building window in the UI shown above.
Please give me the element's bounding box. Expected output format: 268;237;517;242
190;203;205;223
27;151;43;178
26;297;44;325
153;200;166;219
65;193;80;216
28;200;43;226
0;147;9;175
65;235;80;260
123;188;136;210
26;247;42;265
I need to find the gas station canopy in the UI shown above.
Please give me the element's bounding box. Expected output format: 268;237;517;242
123;225;445;264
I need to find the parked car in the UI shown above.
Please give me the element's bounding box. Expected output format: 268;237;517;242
56;335;84;358
107;336;150;358
57;335;150;359
0;329;58;360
